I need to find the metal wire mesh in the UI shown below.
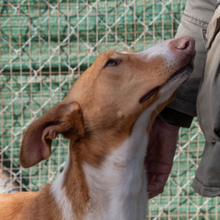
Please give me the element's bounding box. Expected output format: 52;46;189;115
1;0;220;219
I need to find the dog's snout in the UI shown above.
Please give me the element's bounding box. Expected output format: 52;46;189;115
174;37;196;56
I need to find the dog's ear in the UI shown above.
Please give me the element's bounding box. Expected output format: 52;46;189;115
20;102;84;168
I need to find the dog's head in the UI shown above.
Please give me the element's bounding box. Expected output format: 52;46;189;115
20;37;195;168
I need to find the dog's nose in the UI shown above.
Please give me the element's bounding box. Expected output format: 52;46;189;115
174;37;196;56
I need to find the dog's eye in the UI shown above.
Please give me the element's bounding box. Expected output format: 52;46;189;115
105;60;117;67
105;59;121;67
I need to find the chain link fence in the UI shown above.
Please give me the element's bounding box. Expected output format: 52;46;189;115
1;0;220;219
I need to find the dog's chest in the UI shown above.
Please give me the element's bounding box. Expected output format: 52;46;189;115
83;110;150;220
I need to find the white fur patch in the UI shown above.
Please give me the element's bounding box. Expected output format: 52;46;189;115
140;40;175;61
122;39;175;66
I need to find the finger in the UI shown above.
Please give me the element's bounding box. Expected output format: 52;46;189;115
148;188;164;199
147;174;168;192
147;174;156;185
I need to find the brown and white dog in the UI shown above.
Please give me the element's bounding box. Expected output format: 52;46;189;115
0;37;195;220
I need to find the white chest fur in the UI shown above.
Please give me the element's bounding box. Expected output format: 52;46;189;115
83;109;151;220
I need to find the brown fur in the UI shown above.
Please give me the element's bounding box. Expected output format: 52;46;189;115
0;184;63;220
64;143;90;220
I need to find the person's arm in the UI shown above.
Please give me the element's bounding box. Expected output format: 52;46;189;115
164;0;216;121
145;117;180;199
146;0;216;199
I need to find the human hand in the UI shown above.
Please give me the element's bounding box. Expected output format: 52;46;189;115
145;117;180;199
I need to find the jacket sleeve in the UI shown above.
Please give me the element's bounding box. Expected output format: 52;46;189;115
159;0;216;128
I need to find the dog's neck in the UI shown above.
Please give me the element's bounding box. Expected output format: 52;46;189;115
51;109;151;220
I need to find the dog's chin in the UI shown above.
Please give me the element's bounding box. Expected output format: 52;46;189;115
169;62;193;82
139;63;193;104
158;64;193;98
